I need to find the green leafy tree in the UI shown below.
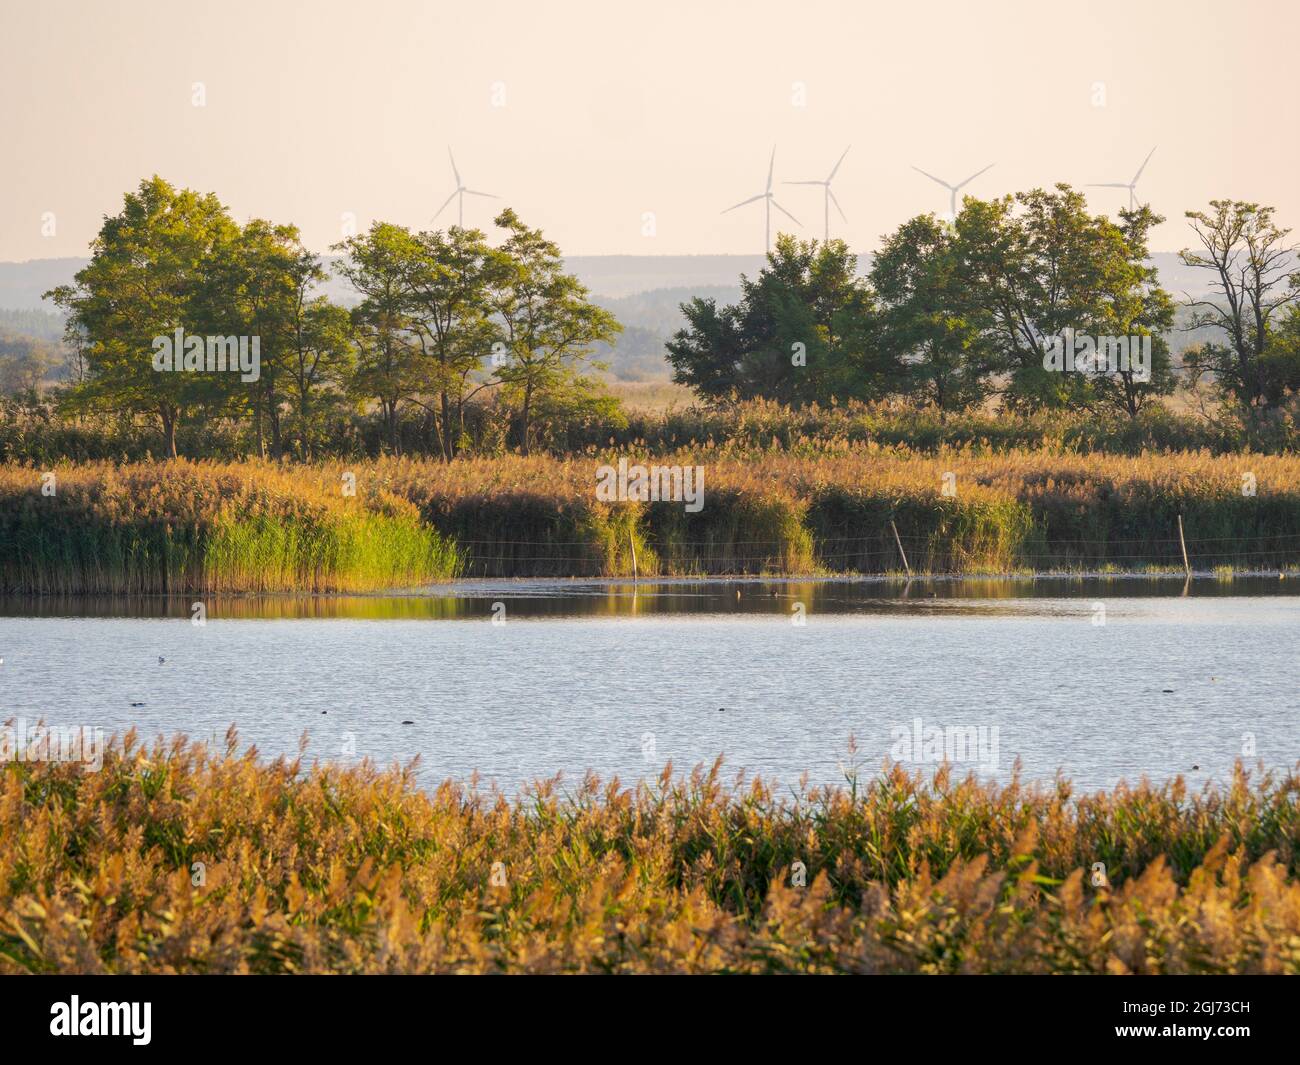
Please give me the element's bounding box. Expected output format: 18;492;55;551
284;295;354;461
957;185;1173;413
403;226;508;460
667;235;889;405
1085;205;1176;417
217;219;310;459
870;215;995;414
490;209;621;454
333;223;425;454
47;176;241;457
1258;305;1300;407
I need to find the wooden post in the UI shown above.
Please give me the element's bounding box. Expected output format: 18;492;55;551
890;519;911;578
1177;514;1191;577
629;527;638;582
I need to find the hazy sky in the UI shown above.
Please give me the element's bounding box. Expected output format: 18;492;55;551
1;0;1295;261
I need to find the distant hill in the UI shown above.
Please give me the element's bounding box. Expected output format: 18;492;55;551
0;251;1226;310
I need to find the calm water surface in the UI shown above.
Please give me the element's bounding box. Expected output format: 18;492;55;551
2;577;1296;795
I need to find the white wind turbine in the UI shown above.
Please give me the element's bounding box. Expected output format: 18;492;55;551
1088;147;1157;211
434;148;499;228
784;146;851;243
722;146;801;253
911;162;995;220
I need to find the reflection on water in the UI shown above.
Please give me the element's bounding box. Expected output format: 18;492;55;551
0;574;1294;620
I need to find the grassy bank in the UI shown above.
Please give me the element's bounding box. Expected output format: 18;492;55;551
3;732;1299;974
3;450;1299;589
0;462;461;594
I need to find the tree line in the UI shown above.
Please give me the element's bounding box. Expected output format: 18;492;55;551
668;186;1300;426
48;176;621;459
32;177;1300;460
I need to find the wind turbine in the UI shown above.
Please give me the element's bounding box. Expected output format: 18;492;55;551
434;148;499;228
911;162;995;220
784;145;851;243
722;146;801;253
1087;147;1157;211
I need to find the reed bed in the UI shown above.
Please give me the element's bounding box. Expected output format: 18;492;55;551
359;450;1300;577
3;450;1299;587
3;731;1300;974
0;462;461;594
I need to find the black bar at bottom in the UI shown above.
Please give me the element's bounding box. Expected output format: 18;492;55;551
0;973;1288;1053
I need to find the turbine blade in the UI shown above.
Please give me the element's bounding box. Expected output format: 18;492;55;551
448;147;461;186
464;189;499;198
1087;183;1130;189
828;188;847;223
955;163;994;189
827;145;851;181
912;166;953;190
766;146;776;192
783;180;825;185
722;193;765;214
1132;146;1157;184
771;199;801;225
432;189;458;220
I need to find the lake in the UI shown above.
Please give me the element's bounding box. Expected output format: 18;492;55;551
1;576;1296;795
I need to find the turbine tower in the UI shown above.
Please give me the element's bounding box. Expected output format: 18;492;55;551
1087;147;1157;211
434;148;499;228
722;146;801;253
784;145;851;243
911;162;995;220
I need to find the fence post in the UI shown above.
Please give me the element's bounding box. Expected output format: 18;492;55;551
629;526;638;582
1177;514;1191;577
890;519;911;578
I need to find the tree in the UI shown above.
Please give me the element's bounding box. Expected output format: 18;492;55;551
1180;200;1300;420
333;223;426;454
957;186;1146;411
1084;205;1176;417
490;209;621;454
403;226;507;460
218;219;311;459
0;333;57;395
667;235;888;405
1258;304;1300;407
284;296;354;461
46;176;242;457
870;215;995;414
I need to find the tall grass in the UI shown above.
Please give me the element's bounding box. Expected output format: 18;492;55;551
0;462;461;594
4;731;1300;974
367;450;1300;576
4;449;1300;587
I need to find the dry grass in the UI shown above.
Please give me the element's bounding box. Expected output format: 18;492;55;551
4;449;1299;588
3;730;1300;974
360;449;1300;576
602;380;696;412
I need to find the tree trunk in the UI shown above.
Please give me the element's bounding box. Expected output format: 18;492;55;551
160;405;178;459
268;394;283;461
519;381;533;456
439;390;452;462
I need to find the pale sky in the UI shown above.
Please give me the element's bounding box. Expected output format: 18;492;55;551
1;0;1295;261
